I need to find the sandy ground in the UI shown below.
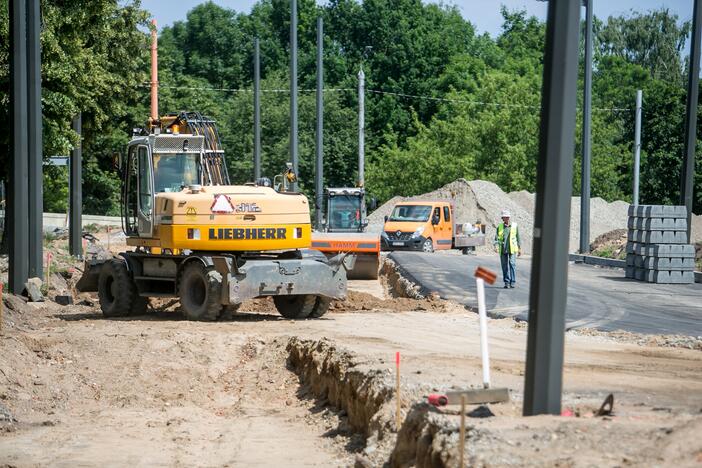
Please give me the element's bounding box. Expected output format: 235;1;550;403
1;291;701;466
0;233;701;466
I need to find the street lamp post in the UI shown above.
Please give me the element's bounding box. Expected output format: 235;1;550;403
580;0;593;254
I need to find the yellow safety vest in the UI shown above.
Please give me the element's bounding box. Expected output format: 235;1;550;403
496;222;519;255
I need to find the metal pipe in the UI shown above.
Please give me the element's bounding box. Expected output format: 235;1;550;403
633;90;642;206
315;17;324;230
69;114;83;258
9;0;29;293
254;37;261;181
290;0;298;191
523;0;580;417
358;68;365;187
28;0;43;279
681;0;702;241
579;0;593;254
150;20;158;123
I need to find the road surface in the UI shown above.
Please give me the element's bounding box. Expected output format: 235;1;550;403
389;251;702;336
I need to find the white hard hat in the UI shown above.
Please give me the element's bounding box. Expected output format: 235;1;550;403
501;210;511;218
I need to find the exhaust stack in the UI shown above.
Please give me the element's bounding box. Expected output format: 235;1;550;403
150;19;158;123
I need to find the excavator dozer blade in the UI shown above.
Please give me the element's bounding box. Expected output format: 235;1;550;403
347;253;380;280
75;259;106;293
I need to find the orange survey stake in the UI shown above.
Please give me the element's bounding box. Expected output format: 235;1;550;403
474;266;497;285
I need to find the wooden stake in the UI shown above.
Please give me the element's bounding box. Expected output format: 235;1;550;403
396;351;401;431
0;283;4;333
459;395;466;468
46;252;53;291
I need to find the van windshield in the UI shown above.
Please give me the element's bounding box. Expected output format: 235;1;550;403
388;205;432;222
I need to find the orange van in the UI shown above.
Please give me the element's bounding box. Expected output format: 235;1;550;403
381;201;454;252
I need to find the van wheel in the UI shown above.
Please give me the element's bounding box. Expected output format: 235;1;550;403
422;238;434;253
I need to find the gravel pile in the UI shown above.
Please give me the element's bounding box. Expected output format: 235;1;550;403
367;179;702;255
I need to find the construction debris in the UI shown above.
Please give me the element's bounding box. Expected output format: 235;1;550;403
54;295;74;306
24;277;43;302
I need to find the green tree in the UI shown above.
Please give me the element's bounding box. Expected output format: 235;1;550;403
597;9;690;84
0;0;150;216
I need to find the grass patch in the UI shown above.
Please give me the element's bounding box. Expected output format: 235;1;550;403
592;245;626;260
83;223;104;233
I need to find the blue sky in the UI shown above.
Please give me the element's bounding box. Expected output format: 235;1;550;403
142;0;694;36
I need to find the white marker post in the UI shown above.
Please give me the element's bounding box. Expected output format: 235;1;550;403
476;277;490;388
474;266;497;389
424;266;509;408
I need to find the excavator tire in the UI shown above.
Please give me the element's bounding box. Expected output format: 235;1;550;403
179;262;223;321
98;259;142;317
308;296;332;319
219;303;241;321
273;294;317;319
132;296;149;316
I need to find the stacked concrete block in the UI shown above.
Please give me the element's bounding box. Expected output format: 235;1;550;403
625;205;695;284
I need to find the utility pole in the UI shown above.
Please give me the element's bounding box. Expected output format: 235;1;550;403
150;20;158;123
315;17;324;230
579;0;593;254
633;90;642;206
358;68;365;187
28;0;43;279
9;0;30;293
254;37;261;181
289;0;299;191
681;0;702;241
69;114;82;258
524;0;580;416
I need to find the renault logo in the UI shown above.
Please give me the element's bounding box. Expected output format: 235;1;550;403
396;230;402;237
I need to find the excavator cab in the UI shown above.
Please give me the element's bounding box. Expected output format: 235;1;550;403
122;134;205;238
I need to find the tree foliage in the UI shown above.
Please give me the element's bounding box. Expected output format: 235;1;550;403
1;2;700;216
0;0;150;215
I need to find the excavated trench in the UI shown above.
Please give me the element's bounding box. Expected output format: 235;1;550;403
286;337;460;468
279;260;467;466
379;257;426;299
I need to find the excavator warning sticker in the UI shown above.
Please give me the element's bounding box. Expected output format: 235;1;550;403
211;194;235;214
208;227;287;240
185;207;197;218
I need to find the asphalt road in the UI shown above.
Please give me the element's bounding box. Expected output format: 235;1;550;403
388;251;702;336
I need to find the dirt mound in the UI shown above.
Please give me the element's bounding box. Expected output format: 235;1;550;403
238;292;448;314
330;290;447;313
368;179;702;255
368;179;533;253
590;228;627;259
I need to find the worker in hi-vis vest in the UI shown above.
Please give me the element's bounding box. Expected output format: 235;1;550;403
493;210;521;288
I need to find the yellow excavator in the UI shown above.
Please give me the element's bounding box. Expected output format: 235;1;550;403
77;22;351;320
